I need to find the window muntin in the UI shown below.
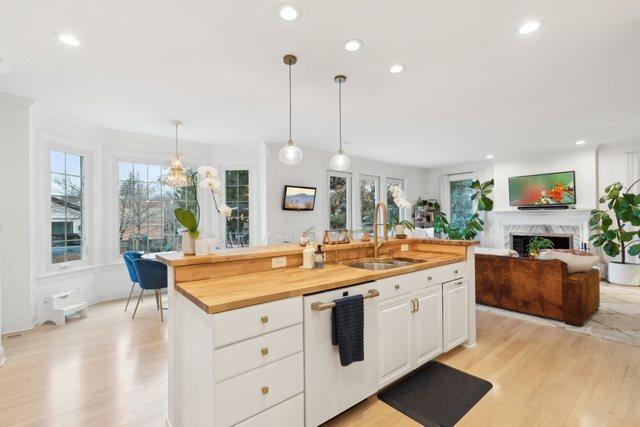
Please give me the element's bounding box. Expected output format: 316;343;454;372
386;177;404;225
329;172;352;230
118;161;197;254
449;178;474;229
50;150;84;264
225;170;249;248
360;175;379;232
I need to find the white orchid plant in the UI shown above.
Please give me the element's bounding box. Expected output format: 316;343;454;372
389;185;411;209
197;166;233;218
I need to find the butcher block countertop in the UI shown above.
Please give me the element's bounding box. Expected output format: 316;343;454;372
173;250;466;314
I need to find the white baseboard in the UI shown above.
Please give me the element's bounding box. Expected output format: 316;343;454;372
0;343;5;367
1;317;35;335
463;341;477;349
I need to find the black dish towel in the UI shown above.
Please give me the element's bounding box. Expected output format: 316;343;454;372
331;294;364;366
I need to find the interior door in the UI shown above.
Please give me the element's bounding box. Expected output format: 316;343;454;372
377;293;413;389
413;284;443;367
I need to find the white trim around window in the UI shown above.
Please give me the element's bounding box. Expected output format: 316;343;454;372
37;130;95;275
327;170;353;230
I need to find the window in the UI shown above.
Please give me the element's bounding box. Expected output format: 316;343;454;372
360;175;379;232
449;178;474;229
386;177;404;224
50;150;84;264
329;172;352;230
118;161;197;254
225;170;250;248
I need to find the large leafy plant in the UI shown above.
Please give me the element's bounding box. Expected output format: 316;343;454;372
435;179;494;240
527;236;554;258
589;182;640;264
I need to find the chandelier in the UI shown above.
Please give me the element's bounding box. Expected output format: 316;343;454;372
163;121;190;188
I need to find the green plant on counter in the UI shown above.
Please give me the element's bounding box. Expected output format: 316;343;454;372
589;181;640;263
387;219;416;231
175;208;200;239
434;179;494;241
527;236;554;258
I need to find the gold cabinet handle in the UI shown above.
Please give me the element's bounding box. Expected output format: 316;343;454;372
410;298;417;313
261;347;269;356
395;284;400;290
261;386;269;395
454;269;459;275
260;316;268;324
427;276;432;281
416;298;420;311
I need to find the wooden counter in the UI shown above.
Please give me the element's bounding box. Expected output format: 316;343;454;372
174;251;465;314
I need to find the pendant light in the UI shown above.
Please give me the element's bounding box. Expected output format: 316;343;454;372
330;75;351;171
163;121;190;188
279;54;303;166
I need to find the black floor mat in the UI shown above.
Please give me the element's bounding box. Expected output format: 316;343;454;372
378;361;492;427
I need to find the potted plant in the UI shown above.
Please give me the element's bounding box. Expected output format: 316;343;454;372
388;219;416;237
388;185;413;236
434;179;494;240
590;182;640;286
175;208;199;255
527;236;554;258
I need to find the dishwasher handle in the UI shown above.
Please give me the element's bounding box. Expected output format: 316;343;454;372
311;289;380;311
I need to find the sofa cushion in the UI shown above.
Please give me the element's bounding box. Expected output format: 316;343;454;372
475;247;519;257
537;249;598;274
410;227;435;239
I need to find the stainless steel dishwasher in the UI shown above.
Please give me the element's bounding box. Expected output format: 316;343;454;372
303;281;380;426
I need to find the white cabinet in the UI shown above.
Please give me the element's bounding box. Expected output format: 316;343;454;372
443;279;469;351
377;293;414;388
412;285;443;368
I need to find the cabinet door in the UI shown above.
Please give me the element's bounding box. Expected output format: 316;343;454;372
378;294;413;389
413;285;443;367
443;280;469;351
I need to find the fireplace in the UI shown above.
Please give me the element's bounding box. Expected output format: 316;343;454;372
511;234;572;258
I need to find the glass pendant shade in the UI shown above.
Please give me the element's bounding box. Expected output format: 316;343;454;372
163;121;190;188
330;149;350;171
279;140;303;166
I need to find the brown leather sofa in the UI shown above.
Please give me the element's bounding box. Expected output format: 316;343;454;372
475;254;600;326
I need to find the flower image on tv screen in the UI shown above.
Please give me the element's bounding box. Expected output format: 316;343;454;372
508;171;576;207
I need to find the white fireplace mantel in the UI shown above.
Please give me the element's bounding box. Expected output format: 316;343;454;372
493;209;592;249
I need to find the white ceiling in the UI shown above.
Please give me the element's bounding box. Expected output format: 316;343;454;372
1;0;639;168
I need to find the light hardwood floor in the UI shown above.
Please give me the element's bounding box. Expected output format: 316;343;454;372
1;298;639;426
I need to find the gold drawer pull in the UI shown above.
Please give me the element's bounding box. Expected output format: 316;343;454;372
454;269;459;274
395;284;400;290
261;316;269;324
262;386;269;395
261;347;269;356
427;276;432;281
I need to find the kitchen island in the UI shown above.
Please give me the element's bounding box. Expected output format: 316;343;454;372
159;238;477;427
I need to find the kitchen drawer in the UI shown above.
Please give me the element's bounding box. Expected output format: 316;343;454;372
214;352;304;426
214;324;303;383
213;297;303;347
375;275;413;301
235;393;304;427
418;262;466;287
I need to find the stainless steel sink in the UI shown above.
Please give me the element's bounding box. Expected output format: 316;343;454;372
342;257;425;271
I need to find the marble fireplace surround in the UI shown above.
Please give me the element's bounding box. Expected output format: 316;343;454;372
493;209;592;250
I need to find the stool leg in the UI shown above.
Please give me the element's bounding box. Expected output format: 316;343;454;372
157;290;164;322
124;282;136;311
132;290;144;319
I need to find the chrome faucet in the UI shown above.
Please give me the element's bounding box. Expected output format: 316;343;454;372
373;202;388;258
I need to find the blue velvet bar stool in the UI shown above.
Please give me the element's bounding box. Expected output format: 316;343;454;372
132;259;168;321
123;251;143;311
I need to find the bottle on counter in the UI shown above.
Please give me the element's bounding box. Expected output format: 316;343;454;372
314;244;325;269
302;243;315;269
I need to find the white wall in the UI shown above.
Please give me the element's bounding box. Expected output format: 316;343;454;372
0;95;36;333
265;143;428;243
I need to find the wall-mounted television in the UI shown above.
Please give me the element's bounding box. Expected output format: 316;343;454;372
282;185;317;211
508;171;576;207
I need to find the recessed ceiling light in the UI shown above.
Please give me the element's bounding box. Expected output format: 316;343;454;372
518;21;541;35
343;39;363;52
389;64;406;74
576;140;587;145
276;4;301;21
486;154;494;159
55;32;81;47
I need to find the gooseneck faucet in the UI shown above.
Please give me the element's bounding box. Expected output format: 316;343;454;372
373;201;388;258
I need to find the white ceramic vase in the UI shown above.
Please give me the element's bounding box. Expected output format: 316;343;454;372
607;261;640;286
394;224;405;236
182;232;196;256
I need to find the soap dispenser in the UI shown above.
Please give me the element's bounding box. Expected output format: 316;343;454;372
302;243;315;269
